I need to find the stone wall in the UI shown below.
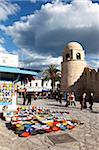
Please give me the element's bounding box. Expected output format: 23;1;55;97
61;67;99;101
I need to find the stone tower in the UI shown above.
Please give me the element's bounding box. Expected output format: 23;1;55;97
61;41;86;92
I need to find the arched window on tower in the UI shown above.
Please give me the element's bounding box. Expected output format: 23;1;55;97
76;53;81;60
66;53;70;60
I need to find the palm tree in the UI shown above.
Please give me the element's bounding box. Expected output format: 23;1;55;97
43;64;61;93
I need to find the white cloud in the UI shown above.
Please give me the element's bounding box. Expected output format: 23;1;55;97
86;53;99;69
24;55;62;70
0;38;4;44
87;60;99;69
17;48;62;70
1;0;99;68
30;0;59;3
0;0;19;22
0;44;8;53
30;0;37;3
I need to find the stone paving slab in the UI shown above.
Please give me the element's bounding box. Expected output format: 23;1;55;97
0;99;99;150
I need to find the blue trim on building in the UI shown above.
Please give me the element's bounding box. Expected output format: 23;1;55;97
0;66;38;76
0;102;12;105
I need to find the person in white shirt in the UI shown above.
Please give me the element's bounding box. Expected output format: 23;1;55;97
70;92;76;106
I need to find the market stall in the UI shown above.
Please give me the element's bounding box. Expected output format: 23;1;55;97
0;66;38;111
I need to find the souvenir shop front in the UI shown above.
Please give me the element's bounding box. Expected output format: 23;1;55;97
0;66;38;111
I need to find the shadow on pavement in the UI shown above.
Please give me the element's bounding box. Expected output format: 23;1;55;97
5;122;13;130
47;103;65;107
91;111;99;114
46;103;80;110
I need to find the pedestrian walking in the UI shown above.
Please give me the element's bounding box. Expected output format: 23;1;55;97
89;92;94;110
83;92;87;109
23;89;27;105
80;92;87;110
58;91;63;104
70;92;76;106
27;92;32;105
64;91;67;105
65;92;70;107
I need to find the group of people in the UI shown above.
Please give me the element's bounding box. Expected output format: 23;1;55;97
55;90;94;111
22;89;94;110
54;91;76;106
64;91;94;110
65;92;76;107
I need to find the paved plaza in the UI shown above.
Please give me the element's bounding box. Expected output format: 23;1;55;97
0;99;99;150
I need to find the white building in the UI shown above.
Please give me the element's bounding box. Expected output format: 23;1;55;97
20;78;59;93
0;53;18;68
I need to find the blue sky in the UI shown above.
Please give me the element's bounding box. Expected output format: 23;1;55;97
0;0;99;70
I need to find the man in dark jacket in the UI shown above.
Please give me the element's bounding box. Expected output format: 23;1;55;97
27;92;32;105
23;89;27;105
89;92;94;110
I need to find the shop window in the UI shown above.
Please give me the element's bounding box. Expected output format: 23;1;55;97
76;53;81;60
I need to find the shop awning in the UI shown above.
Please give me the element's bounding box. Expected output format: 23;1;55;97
0;66;38;76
